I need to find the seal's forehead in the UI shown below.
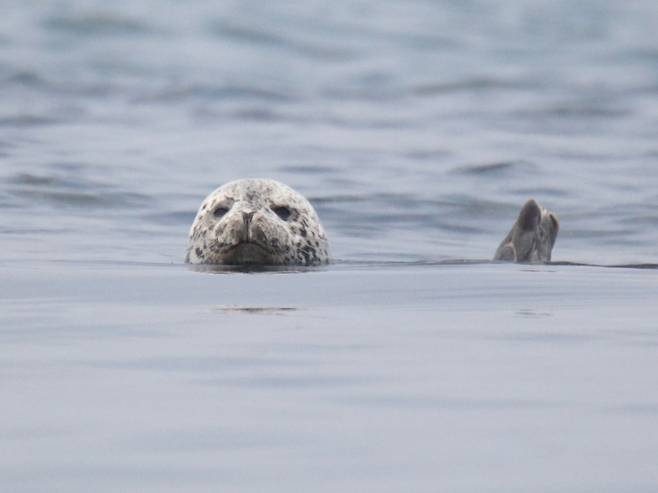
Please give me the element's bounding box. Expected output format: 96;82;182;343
206;179;309;208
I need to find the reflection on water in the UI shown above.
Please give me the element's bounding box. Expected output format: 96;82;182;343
515;308;553;319
216;306;298;314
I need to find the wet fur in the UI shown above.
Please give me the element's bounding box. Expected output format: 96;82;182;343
186;179;329;266
494;199;559;263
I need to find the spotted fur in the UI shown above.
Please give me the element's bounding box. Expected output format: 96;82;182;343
494;199;559;263
186;179;329;266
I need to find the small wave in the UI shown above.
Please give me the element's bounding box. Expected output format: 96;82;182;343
216;306;298;314
42;11;156;37
402;149;453;161
6;172;150;209
564;227;639;240
624;215;658;227
136;83;296;104
551;261;658;271
0;193;18;209
9;189;149;208
9;174;59;186
278;165;338;175
511;186;571;198
0;115;62;127
208;19;357;61
307;194;367;205
413;78;536;96
224;108;288;122
450;160;538;176
3;69;114;98
191;106;302;124
515;101;630;120
4;71;49;88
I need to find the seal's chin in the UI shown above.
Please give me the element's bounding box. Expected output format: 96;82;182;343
220;241;276;265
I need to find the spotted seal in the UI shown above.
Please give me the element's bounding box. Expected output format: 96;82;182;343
494;199;559;263
186;178;329;266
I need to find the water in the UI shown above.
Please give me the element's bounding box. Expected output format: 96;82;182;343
2;1;658;491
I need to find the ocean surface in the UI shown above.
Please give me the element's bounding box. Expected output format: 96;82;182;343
2;1;658;491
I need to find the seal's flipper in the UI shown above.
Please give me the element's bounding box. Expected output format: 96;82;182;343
494;199;559;263
495;243;517;262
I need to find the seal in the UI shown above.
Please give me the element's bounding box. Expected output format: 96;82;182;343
186;178;329;266
494;199;559;263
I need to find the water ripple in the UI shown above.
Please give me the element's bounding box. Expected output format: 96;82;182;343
6;172;150;209
209;19;358;61
450;161;539;177
42;11;157;37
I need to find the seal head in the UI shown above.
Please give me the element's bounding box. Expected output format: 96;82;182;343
494;199;559;263
186;179;329;266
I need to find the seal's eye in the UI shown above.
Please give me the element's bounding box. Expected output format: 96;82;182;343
272;206;291;221
213;206;230;218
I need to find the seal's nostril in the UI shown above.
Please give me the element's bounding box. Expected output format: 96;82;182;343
242;211;255;226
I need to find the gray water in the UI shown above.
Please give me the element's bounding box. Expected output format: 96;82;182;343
2;1;658;492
